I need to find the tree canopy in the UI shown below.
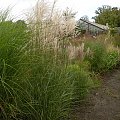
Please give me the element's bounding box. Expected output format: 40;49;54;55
93;5;120;27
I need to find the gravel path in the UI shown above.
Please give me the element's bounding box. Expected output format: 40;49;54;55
70;69;120;120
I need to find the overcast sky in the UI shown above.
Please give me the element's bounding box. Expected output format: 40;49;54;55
0;0;120;21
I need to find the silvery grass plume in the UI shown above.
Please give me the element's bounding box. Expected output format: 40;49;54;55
68;43;92;61
27;0;76;52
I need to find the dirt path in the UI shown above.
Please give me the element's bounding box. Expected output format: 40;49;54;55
70;69;120;120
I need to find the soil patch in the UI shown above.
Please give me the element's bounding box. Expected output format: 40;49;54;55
70;69;120;120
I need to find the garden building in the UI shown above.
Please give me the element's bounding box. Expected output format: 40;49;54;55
77;18;109;36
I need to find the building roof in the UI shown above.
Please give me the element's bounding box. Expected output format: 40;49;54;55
79;19;109;31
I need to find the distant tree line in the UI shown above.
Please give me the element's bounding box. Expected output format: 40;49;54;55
92;5;120;28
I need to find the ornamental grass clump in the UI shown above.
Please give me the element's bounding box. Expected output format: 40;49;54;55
0;1;77;120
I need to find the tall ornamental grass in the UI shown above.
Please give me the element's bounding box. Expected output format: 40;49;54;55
84;36;120;72
2;1;118;119
0;1;93;120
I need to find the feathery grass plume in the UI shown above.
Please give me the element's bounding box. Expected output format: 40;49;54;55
67;42;91;62
0;7;12;22
27;0;76;51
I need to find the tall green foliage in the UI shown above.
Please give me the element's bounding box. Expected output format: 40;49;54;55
0;10;86;120
93;5;120;27
0;20;29;77
1;4;120;120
